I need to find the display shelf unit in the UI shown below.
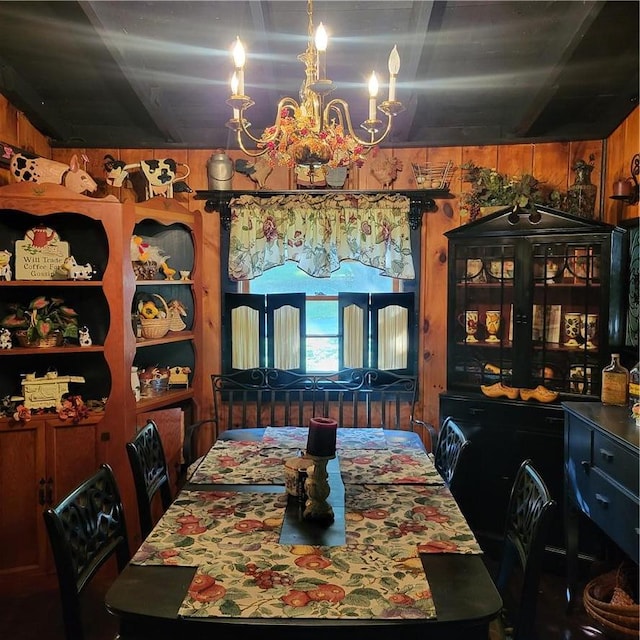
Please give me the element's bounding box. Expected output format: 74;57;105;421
126;197;202;424
0;183;127;590
0;186;205;591
441;204;626;548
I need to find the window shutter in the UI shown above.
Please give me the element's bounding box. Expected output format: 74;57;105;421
223;293;266;370
266;293;306;372
338;293;369;369
370;292;415;374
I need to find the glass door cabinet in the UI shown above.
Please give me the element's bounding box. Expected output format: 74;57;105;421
445;205;626;399
440;205;626;546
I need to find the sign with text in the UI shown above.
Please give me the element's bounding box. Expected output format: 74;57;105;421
15;226;69;280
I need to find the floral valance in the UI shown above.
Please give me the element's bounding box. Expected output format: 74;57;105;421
228;193;414;280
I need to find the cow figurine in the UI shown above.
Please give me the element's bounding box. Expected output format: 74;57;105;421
10;153;98;194
0;250;12;281
62;256;94;281
0;328;12;350
103;155;190;200
78;326;92;347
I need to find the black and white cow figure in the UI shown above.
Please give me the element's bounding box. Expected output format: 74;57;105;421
103;155;191;200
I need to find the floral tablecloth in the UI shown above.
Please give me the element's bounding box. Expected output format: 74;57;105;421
345;484;482;554
263;426;389;450
190;428;444;486
131;427;480;620
338;448;443;485
179;543;435;620
189;441;291;484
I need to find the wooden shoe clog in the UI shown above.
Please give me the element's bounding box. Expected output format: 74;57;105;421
480;382;520;400
519;385;559;403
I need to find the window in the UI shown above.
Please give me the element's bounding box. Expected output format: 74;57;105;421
220;193;421;375
224;262;416;374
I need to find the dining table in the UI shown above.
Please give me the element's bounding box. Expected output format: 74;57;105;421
105;427;502;640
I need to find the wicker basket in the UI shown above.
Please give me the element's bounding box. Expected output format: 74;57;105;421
583;567;639;639
139;294;171;339
411;160;455;190
16;330;63;348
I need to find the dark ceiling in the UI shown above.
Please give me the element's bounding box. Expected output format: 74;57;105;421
0;1;637;150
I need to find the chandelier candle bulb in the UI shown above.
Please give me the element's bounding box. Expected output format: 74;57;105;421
388;45;400;102
232;37;245;95
315;22;327;80
230;73;240;119
369;72;378;120
306;417;338;457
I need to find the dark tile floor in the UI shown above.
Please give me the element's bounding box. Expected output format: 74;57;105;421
0;559;610;640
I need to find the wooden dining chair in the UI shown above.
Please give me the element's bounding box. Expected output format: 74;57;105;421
43;464;130;640
432;416;472;496
489;459;556;640
126;419;173;539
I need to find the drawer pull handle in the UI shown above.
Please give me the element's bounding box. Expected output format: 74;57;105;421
599;448;614;462
468;408;485;416
595;493;610;508
545;416;564;426
580;460;590;473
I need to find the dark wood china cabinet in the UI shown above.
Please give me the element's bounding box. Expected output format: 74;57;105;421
440;205;626;550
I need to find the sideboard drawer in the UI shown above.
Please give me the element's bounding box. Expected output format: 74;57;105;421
587;471;640;563
592;430;639;495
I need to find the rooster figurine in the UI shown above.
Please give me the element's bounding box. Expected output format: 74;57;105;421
235;156;273;189
369;147;403;189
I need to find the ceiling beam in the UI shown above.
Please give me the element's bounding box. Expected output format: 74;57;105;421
511;0;606;138
0;57;73;142
388;1;436;144
78;0;185;144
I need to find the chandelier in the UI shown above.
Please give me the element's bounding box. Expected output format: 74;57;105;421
226;0;404;175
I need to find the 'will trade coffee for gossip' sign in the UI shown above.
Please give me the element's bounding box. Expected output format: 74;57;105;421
15;226;69;280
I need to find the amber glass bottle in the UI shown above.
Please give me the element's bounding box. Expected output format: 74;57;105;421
601;354;629;406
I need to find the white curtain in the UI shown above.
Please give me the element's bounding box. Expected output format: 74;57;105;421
343;304;364;368
377;304;408;370
231;306;260;369
273;305;300;369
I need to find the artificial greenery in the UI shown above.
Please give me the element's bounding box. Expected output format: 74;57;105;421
460;161;557;220
1;295;79;342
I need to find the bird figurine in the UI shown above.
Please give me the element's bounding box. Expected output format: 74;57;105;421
369;147;403;189
235;157;273;189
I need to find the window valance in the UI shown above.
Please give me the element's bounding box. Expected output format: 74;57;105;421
228;192;415;281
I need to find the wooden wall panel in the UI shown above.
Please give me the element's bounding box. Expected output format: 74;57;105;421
0;95;50;186
533;141;571;193
497;143;534;177
31;104;638;432
421;145;462;431
604;106;639;224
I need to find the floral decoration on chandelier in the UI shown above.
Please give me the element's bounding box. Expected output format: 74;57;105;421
259;107;366;169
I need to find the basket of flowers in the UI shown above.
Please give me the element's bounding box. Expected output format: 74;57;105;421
138;294;170;340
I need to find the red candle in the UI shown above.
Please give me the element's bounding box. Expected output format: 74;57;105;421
306;417;338;457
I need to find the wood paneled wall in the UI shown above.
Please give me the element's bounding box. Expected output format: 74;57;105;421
1;93;637;430
0;95;50;179
604;106;639;224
